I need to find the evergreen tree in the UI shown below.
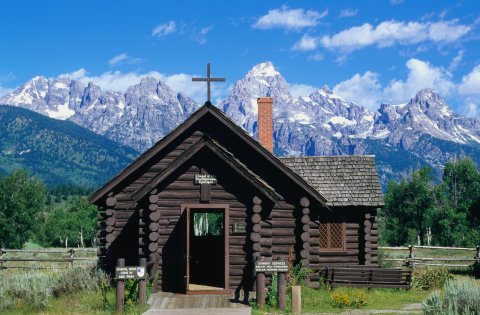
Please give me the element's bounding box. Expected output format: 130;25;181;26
0;170;46;248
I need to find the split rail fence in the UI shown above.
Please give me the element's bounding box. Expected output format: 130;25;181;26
0;248;97;270
379;245;480;269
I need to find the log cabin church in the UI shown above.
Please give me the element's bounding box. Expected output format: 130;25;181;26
90;97;384;295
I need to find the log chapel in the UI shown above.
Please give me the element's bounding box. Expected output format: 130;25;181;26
91;96;384;295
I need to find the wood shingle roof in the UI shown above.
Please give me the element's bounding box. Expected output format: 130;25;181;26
280;155;384;207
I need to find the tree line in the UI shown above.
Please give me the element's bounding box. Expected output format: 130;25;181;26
379;158;480;247
2;159;479;249
0;169;97;249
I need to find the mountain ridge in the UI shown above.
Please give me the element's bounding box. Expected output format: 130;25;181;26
0;105;137;187
1;61;480;187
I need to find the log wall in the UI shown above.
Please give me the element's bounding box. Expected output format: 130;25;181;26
95;121;382;292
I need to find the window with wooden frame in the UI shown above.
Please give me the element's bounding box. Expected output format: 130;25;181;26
319;213;346;252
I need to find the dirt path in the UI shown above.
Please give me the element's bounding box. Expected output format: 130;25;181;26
300;303;423;315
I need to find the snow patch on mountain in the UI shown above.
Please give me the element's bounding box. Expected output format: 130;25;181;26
2;62;480;185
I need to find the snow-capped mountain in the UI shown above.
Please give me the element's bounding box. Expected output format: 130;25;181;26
0;76;199;152
2;61;480;185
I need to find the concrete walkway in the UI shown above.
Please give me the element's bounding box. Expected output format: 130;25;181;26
143;292;252;315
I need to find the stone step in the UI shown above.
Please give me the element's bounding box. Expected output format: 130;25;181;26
144;307;251;315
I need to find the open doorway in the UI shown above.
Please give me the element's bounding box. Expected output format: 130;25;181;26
185;204;229;293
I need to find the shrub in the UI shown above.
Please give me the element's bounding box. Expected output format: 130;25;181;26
330;292;350;308
377;249;395;269
0;267;106;311
3;271;57;309
0;284;13;310
100;273;111;310
286;247;313;287
54;267;101;297
265;273;278;307
423;279;480;314
330;290;367;309
423;291;442;314
412;267;452;290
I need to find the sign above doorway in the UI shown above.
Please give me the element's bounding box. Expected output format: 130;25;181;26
194;174;217;185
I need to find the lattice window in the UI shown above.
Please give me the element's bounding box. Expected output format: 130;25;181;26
319;220;345;251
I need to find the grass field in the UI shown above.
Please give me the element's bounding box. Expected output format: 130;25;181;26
252;286;430;315
0;287;148;315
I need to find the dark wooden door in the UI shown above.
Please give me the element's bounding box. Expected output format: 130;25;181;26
185;204;229;293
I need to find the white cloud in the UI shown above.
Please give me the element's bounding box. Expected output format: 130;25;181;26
0;85;13;97
288;83;318;98
152;21;176;38
57;68;229;104
191;25;213;45
319;20;471;52
448;50;464;72
460;100;479;117
308;53;324;61
384;58;454;103
332;58;455;109
252;6;327;31
333;71;383;109
59;68;162;92
109;53;129;66
292;34;319;51
459;65;480;95
338;9;358;18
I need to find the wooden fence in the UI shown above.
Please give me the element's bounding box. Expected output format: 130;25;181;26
0;248;97;270
379;245;480;268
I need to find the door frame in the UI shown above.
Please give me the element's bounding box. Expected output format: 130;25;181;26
181;203;230;294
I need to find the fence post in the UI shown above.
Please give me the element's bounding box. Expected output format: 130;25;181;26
292;285;301;314
475;246;480;279
69;249;75;268
277;257;286;310
138;258;147;305
407;245;415;269
0;248;4;270
116;258;125;312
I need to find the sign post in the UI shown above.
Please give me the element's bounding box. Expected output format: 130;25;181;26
277;257;287;310
254;258;288;309
115;260;147;311
116;258;125;312
138;258;147;305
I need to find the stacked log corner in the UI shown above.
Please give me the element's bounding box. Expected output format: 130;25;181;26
251;196;262;255
147;190;161;288
300;197;311;285
364;211;378;265
98;195;118;268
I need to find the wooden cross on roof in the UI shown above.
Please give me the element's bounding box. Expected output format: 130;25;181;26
192;63;225;103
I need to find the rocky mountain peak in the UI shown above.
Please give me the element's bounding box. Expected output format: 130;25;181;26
321;85;333;94
247;61;279;78
409;88;453;117
139;76;159;86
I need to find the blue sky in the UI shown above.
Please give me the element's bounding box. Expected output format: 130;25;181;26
1;0;480;115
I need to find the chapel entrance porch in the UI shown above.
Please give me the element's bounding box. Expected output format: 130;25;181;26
185;205;229;294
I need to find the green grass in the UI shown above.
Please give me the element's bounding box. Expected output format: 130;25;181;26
252;286;429;314
0;288;148;315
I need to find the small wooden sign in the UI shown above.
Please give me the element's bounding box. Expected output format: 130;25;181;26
115;266;146;279
194;174;217;185
232;222;246;234
255;260;288;273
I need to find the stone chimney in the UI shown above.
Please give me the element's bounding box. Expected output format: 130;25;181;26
257;97;273;152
